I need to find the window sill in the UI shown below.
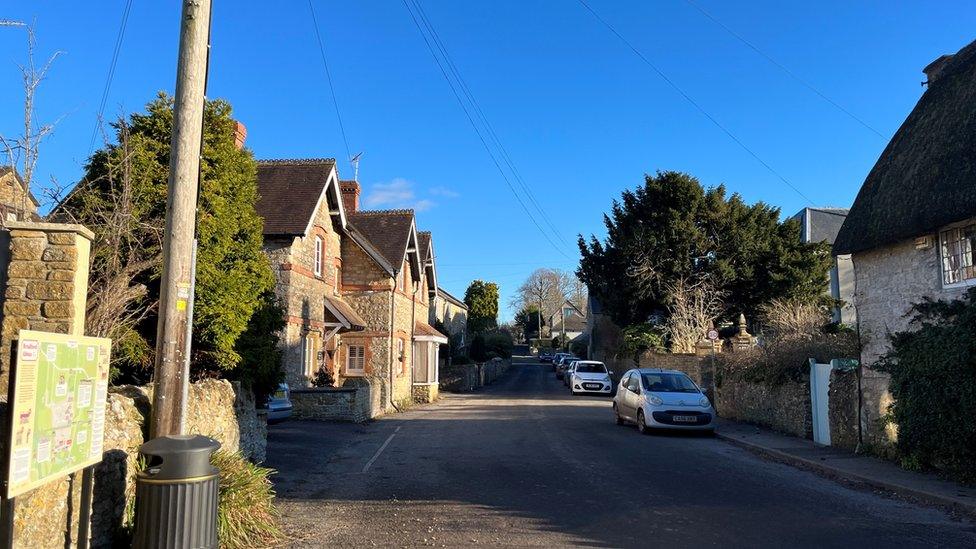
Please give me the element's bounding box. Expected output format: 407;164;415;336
942;278;976;290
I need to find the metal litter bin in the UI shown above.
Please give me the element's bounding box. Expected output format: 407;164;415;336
133;435;221;549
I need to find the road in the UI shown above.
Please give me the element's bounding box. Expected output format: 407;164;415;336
266;358;976;548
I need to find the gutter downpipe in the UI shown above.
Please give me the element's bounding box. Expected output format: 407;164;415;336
388;271;401;413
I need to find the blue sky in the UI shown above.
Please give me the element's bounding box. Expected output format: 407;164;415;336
1;1;974;320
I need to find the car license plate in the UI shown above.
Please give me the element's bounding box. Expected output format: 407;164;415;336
584;383;600;389
673;415;697;423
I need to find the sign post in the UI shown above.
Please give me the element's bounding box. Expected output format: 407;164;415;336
2;331;112;547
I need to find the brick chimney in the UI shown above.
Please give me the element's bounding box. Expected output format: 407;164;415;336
233;121;247;150
340;180;360;212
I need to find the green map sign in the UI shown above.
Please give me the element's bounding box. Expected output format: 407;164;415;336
6;330;112;498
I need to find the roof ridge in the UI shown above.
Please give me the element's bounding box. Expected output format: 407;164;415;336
257;157;336;165
417;230;432;236
352;208;415;217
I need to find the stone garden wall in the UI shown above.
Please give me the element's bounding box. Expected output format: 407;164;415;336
714;376;813;439
290;377;382;423
440;358;510;393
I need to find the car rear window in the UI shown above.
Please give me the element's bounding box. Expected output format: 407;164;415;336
576;363;607;373
640;373;699;393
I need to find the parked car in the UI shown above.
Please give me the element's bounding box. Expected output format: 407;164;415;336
539;351;554;363
259;383;294;424
554;355;578;379
567;361;613;396
562;360;579;387
612;369;714;434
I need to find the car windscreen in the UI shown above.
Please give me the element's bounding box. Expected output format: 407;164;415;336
640;373;699;393
576;364;607;373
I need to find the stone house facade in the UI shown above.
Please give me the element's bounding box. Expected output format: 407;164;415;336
338;182;447;410
255;159;367;390
833;41;976;449
430;287;468;347
0;167;40;224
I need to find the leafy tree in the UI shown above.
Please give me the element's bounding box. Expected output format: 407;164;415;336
514;305;542;338
231;292;286;399
469;333;488;362
464;280;499;333
578;170;831;327
59;93;275;378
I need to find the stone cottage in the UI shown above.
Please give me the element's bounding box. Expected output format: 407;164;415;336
338;180;447;409
0;167;40;224
833;39;976;449
254;158;367;390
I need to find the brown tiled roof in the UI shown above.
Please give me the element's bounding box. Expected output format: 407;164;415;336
324;296;366;331
417;231;432;262
436;287;468;309
415;321;448;340
255;159;336;236
347;210;415;271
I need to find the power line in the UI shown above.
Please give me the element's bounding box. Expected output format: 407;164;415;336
408;0;571;248
88;0;133;155
308;0;352;165
577;0;815;205
684;0;887;140
401;0;574;259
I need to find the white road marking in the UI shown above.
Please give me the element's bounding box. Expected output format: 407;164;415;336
362;426;401;473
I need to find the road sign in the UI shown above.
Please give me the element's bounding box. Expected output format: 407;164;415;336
6;330;111;497
707;330;719;341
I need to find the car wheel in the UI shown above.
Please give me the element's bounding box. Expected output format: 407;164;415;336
613;404;624;425
637;410;650;435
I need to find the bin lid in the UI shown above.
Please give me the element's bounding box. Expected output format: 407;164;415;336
139;434;221;480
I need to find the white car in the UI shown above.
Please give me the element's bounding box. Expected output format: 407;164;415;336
612;369;715;433
567;361;613;396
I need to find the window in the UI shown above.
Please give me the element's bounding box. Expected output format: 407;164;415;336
397;339;405;361
640;373;700;393
940;222;976;286
314;236;323;277
303;333;320;378
346;345;365;374
333;264;341;295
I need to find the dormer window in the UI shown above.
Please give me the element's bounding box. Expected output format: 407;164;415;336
314;236;323;277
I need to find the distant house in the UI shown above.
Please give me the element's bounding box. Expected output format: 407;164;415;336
430;287;468;347
254;159;367;390
548;300;585;343
833;40;976;449
0;167;40;224
790;207;855;325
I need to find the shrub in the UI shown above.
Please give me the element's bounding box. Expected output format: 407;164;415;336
619;323;665;358
469;333;488;362
486;332;513;359
875;288;976;484
212;451;283;548
310;367;334;388
716;333;858;386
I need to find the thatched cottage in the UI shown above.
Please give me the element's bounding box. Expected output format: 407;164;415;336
833;39;976;448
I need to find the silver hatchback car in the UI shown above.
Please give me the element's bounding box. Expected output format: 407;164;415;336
612;369;715;434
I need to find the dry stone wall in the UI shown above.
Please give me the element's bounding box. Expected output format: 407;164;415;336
715;376;812;438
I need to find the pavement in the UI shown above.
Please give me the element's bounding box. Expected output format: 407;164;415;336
266;358;976;548
715;418;976;519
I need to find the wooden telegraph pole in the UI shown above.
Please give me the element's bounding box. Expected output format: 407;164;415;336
150;0;212;438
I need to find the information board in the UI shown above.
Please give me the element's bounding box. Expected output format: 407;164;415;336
6;330;112;497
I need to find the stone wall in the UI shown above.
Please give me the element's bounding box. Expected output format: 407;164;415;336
10;379;262;548
440;359;510;393
828;368;860;451
852;236;968;450
290;378;380;423
412;383;438;403
715;376;812;438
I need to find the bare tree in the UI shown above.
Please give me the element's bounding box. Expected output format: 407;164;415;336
513;268;569;339
51;119;164;370
0;21;62;221
664;276;724;354
565;274;588;315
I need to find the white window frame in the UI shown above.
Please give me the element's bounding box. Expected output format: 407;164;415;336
303;332;319;379
346;345;365;375
314;236;323;277
938;220;976;289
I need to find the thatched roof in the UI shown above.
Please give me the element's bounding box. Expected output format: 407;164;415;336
834;39;976;255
